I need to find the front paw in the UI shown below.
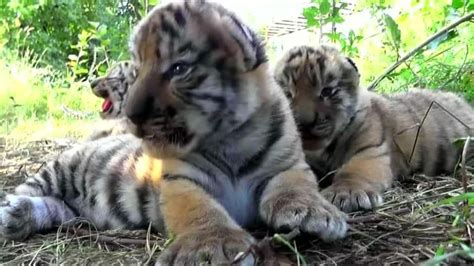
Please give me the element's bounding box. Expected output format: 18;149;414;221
260;190;347;242
0;193;36;240
157;227;256;266
321;182;383;212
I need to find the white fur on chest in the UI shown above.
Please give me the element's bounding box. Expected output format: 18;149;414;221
216;179;258;228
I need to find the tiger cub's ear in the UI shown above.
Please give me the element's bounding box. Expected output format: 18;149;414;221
189;2;266;72
346;57;359;75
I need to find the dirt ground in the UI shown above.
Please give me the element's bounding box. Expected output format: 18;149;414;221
0;138;473;265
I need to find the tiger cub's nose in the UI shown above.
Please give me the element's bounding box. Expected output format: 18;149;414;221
126;97;154;125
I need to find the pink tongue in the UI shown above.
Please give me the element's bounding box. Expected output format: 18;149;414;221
102;99;112;113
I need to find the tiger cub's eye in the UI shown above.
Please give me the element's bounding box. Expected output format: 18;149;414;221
284;90;294;100
320;87;336;98
169;62;190;77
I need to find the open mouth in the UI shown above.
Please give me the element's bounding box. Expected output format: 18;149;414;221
91;82;114;118
102;99;113;113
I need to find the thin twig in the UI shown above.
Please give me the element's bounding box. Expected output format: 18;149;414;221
368;12;474;91
409;100;472;164
423;46;455;63
461;136;471;196
460;136;471;244
60;225;163;246
348;208;411;223
438;44;469;89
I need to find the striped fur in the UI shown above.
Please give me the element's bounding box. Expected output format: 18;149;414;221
0;2;347;264
87;61;137;141
274;44;474;213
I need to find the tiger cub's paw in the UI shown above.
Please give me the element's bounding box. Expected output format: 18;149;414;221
156;227;256;266
321;181;383;213
0;193;36;240
260;189;347;242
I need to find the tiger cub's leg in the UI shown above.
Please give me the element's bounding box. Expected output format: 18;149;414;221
157;178;256;265
322;155;392;212
321;135;393;212
0;193;76;240
259;168;347;241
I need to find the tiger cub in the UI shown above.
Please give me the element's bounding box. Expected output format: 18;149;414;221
86;61;137;141
274;45;474;213
0;2;347;264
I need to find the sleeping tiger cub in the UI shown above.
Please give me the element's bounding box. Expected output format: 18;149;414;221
274;45;474;213
86;61;137;141
0;2;347;264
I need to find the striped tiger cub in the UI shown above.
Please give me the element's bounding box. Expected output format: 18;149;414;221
274;44;474;213
0;2;347;264
86;61;137;141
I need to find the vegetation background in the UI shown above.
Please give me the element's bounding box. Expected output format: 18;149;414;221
0;0;472;140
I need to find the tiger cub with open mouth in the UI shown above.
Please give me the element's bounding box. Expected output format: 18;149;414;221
86;61;137;140
274;44;474;213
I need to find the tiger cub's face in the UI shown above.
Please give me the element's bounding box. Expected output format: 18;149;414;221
90;61;137;119
274;45;360;150
125;0;267;157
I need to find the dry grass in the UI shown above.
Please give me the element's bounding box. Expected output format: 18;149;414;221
0;138;472;265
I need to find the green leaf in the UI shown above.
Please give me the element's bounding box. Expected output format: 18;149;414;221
349;30;355;39
75;68;89;75
451;0;464;9
468;1;474;11
398;68;413;81
452;136;472;149
325;32;342;42
332;14;345;23
435;245;445;257
383;14;401;49
303;6;317;19
439;192;474;205
320;0;331;15
303;7;319;27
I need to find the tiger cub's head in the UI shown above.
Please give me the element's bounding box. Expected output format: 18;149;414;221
274;45;360;150
125;0;268;157
90;61;137;119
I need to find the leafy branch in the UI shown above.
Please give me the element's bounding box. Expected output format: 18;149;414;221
367;12;474;91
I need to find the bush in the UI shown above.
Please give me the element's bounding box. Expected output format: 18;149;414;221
0;1;157;79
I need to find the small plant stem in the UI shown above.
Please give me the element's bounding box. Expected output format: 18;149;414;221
368;12;474;91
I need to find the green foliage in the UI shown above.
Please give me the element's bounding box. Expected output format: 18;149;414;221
304;0;362;56
382;14;401;54
0;1;161;136
424;190;474;264
423;244;474;265
0;1;157;80
0;49;101;135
